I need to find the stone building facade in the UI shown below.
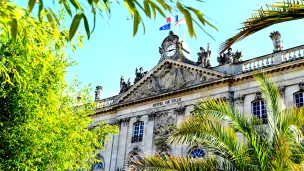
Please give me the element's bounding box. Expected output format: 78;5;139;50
91;31;304;171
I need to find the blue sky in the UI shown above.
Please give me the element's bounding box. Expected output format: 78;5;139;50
17;0;304;99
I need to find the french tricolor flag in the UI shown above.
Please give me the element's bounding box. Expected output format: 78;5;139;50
166;15;178;23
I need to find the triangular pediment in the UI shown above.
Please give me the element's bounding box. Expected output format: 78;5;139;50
114;59;228;104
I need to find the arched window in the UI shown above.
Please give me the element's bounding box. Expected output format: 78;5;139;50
294;92;304;107
131;122;144;143
92;161;104;170
189;148;205;158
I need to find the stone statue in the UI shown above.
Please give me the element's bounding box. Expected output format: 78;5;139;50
120;76;129;94
217;48;242;65
95;85;103;101
127;78;131;88
270;31;283;52
197;45;211;68
134;67;148;84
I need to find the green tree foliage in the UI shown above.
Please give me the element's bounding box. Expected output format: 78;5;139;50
220;0;304;54
0;2;118;170
130;73;304;171
8;0;218;41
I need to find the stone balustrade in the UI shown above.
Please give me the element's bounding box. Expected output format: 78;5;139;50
242;45;304;72
242;54;274;72
281;45;304;62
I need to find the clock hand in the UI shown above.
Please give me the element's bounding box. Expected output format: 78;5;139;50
166;49;175;52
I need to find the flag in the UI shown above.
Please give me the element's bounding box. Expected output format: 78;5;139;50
159;23;171;31
175;18;186;26
166;15;178;23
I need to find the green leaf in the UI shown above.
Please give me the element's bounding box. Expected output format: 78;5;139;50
48;8;60;25
63;0;72;17
148;1;166;18
27;0;36;13
103;0;110;13
134;1;146;15
91;8;96;33
186;6;218;31
10;18;18;41
82;14;91;39
45;9;55;28
133;11;140;36
143;0;151;19
38;0;44;22
177;2;195;37
69;12;83;41
69;0;82;10
193;19;215;41
157;0;171;13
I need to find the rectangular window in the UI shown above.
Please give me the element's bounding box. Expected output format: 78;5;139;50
252;100;267;124
294;92;304;107
132;122;144;143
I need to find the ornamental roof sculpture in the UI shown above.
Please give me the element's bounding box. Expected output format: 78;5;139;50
217;48;242;65
270;31;283;52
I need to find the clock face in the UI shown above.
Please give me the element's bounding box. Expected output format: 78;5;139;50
165;44;177;57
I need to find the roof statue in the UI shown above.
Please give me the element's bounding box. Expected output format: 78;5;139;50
270;31;283;52
119;76;131;94
217;48;242;65
196;44;211;68
134;67;148;84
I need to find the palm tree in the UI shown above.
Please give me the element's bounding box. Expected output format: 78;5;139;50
129;72;304;171
220;0;304;54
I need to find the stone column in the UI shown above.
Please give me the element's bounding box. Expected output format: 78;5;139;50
104;135;113;171
140;115;152;154
116;118;130;169
278;85;286;109
147;112;155;154
181;105;194;155
110;133;120;171
173;106;186;156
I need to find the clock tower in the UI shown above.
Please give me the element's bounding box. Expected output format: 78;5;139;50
158;31;195;65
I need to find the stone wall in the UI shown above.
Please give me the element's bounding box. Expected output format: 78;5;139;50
93;66;304;171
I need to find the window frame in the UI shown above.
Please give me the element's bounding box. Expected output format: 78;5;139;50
252;100;267;118
189;148;206;158
131;122;144;143
294;91;304;108
92;161;104;170
251;100;267;124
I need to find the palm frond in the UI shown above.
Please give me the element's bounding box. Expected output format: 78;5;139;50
167;115;252;168
219;0;304;54
191;99;255;141
254;72;282;142
129;154;221;171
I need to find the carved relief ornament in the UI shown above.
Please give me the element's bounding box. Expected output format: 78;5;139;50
234;94;245;104
124;63;211;102
174;106;186;115
153;111;175;136
255;92;262;100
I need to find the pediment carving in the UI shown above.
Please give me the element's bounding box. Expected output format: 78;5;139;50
123;62;217;102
